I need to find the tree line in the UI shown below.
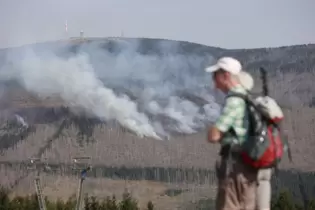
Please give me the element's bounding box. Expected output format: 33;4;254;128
1;185;315;210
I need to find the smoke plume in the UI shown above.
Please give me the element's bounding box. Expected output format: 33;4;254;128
0;39;221;139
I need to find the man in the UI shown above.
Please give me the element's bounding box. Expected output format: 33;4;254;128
205;57;258;210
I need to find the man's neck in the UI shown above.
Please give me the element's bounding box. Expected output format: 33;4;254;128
225;83;242;93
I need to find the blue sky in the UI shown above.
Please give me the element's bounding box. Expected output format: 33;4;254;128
0;0;314;49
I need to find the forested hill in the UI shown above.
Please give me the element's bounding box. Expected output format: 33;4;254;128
1;37;314;72
0;37;314;111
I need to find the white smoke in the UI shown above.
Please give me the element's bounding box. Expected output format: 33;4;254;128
14;114;28;128
0;39;221;139
14;51;160;139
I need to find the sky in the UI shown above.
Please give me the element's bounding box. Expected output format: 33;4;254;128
0;0;314;49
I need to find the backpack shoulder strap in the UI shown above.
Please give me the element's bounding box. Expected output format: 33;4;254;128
225;92;252;141
227;93;269;119
226;92;248;99
226;92;251;105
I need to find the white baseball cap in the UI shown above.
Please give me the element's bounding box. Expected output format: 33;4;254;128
205;57;254;91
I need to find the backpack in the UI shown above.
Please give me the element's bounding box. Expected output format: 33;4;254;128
227;92;292;169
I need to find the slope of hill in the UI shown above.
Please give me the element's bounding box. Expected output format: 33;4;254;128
0;37;315;207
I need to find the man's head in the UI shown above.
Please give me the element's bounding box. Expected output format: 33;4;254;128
205;57;254;93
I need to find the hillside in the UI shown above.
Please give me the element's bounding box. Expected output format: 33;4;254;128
0;37;315;208
1;38;315;108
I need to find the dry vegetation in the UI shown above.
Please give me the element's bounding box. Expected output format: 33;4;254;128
1;71;315;171
7;173;217;210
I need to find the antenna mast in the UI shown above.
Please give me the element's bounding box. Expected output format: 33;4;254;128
65;20;68;39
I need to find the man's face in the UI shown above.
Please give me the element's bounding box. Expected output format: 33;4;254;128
212;70;229;93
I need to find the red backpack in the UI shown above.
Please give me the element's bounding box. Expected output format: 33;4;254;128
227;67;292;169
228;93;290;169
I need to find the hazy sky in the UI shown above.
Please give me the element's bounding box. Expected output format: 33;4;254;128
0;0;314;49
